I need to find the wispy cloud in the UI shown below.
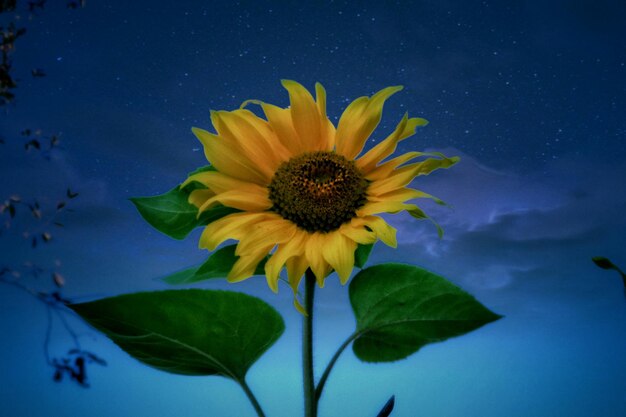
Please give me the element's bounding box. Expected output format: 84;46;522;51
386;151;626;310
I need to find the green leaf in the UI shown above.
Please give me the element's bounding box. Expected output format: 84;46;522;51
349;263;501;362
69;289;284;380
354;243;374;269
194;245;267;280
160;266;199;285
187;164;217;177
131;186;238;240
164;245;268;285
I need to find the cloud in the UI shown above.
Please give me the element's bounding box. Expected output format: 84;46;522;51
386;150;626;310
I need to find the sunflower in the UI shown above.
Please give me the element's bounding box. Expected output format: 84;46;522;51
183;80;458;307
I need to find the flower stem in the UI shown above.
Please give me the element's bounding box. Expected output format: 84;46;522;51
303;269;317;417
239;378;266;417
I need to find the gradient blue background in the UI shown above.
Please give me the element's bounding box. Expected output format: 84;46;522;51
1;1;626;416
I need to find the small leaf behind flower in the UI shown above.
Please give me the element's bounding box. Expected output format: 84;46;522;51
131;185;238;240
349;263;501;362
163;244;267;285
354;243;374;268
187;164;217;177
69;289;285;380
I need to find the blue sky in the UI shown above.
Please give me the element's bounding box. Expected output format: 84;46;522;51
1;1;625;416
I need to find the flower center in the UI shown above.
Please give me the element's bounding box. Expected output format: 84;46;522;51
268;151;369;232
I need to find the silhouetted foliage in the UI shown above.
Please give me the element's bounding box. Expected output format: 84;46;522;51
1;22;26;106
20;129;63;159
1;257;107;386
52;349;106;387
1;0;104;387
0;0;17;13
1;190;75;246
1;1;83;107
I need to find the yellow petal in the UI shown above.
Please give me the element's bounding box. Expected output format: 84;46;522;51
363;216;397;248
368;155;460;195
305;232;332;287
192;127;268;185
368;187;445;205
235;108;283;146
357;115;428;174
187;188;215;209
236;218;296;256
365;151;422;182
323;119;336;151
210;111;282;181
198;212;271;251
183;171;266;197
334;96;368;153
315;82;327;120
230;109;292;162
264;229;308;292
286;254;309;294
227;243;274;283
357;200;412;216
185;170;272;214
339;221;377;244
243;82;333;154
197;188;271;212
315;82;334;151
321;232;356;285
293;298;307;315
257;102;303;156
335;86;403;160
282;80;323;152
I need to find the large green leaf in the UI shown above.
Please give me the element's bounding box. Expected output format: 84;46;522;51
130;185;238;240
349;263;501;362
69;289;284;381
163;245;268;285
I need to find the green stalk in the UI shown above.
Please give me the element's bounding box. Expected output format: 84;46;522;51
238;378;266;417
303;269;317;417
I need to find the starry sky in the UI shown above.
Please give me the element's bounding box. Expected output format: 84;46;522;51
1;1;626;416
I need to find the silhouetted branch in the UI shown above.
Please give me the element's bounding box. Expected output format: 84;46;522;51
1;272;106;386
1;0;101;388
